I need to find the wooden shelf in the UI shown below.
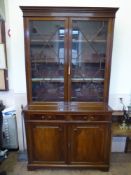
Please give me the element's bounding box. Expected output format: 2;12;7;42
32;77;64;82
72;39;107;43
30;39;64;45
112;123;131;137
31;60;61;63
30;39;106;44
72;77;104;82
112;110;123;116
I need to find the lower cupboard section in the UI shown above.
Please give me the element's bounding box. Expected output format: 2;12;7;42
25;120;111;170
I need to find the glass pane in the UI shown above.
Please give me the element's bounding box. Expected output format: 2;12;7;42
29;20;65;101
71;20;108;102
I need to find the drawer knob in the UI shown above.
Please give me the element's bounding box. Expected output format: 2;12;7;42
48;116;52;119
89;116;95;121
41;116;45;119
73;128;78;132
83;116;88;120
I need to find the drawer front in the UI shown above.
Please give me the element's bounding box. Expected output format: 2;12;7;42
69;114;111;122
26;114;65;120
24;113;111;121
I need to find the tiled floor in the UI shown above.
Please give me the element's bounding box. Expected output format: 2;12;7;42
0;152;131;175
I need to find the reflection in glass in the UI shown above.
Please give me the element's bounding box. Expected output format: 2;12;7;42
71;20;108;102
32;82;64;101
29;20;65;101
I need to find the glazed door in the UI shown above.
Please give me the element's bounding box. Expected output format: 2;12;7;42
25;17;113;103
26;122;67;164
69;19;109;102
69;123;111;164
26;18;68;103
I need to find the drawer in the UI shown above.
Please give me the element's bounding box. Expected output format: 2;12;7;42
28;114;65;120
69;114;110;121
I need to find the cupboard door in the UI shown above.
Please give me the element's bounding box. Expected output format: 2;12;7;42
69;123;111;164
27;18;68;102
26;122;67;164
69;19;109;102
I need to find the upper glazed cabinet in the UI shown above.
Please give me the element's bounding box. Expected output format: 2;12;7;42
21;7;118;105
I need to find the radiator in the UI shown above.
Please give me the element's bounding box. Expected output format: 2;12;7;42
2;114;18;149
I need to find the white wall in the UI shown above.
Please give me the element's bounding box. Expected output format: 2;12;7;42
109;0;131;109
1;0;131;150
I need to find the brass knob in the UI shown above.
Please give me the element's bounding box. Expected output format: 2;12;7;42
73;128;77;132
48;116;52;120
83;116;88;120
89;116;95;121
41;116;45;119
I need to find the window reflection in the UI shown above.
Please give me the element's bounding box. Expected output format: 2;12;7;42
58;28;79;65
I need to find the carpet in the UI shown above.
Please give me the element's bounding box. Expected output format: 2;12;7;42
0;152;131;175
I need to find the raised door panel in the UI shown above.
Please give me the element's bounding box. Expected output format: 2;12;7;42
69;123;110;164
26;122;67;164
